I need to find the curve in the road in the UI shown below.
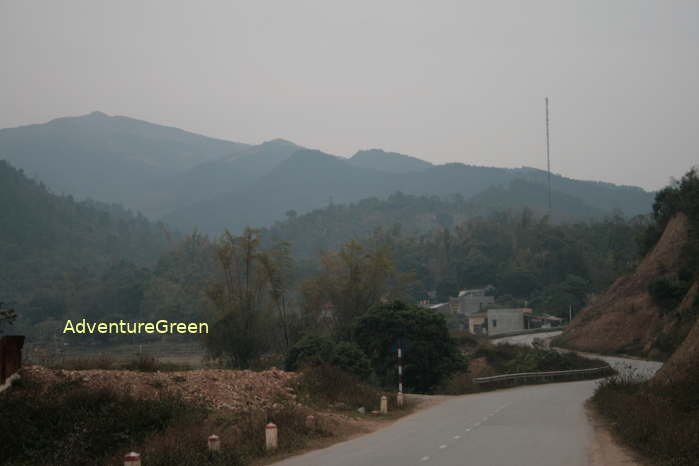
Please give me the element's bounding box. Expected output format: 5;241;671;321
273;355;660;466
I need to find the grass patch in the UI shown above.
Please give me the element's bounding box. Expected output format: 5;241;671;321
294;364;405;413
2;365;392;466
474;343;606;374
40;353;192;372
102;402;330;466
593;368;699;466
436;343;611;395
0;376;195;466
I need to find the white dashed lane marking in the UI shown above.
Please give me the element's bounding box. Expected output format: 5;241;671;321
419;403;513;463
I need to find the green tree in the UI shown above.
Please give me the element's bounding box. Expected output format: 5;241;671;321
301;241;398;340
205;228;280;368
258;241;294;349
285;335;371;379
354;301;466;393
0;304;17;334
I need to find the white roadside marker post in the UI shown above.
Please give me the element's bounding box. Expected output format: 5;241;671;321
266;423;278;450
380;395;388;415
124;452;141;466
208;434;220;452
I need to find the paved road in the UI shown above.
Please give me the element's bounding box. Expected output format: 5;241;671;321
492;331;563;347
493;332;663;380
274;356;661;466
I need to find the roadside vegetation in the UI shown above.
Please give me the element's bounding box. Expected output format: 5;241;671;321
36;353;193;372
593;367;699;466
1;364;403;466
472;343;606;375
437;342;610;394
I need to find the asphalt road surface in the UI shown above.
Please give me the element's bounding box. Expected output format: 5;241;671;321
492;331;563;347
273;356;661;466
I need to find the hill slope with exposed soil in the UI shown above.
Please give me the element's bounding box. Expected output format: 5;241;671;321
652;281;699;383
557;213;698;359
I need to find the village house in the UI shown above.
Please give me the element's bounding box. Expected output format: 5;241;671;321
448;287;495;315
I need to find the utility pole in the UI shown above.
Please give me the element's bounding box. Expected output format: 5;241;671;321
545;97;552;213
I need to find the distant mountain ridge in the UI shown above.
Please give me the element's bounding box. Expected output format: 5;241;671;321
348;149;433;173
0;112;655;233
0;112;248;216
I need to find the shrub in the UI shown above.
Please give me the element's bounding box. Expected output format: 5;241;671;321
103;402;330;466
648;277;690;312
0;377;195;466
593;368;699;466
473;343;605;374
435;372;477;395
47;354;192;372
331;342;371;379
294;364;400;412
284;335;336;371
285;336;372;379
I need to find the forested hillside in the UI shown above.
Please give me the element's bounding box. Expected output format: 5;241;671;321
165;149;653;233
261;192;645;317
3;150;647;347
263;184;613;259
0;160;181;338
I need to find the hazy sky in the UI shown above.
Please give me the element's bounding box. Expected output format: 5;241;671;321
1;1;697;191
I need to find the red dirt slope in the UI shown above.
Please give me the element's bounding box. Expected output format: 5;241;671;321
653;281;699;383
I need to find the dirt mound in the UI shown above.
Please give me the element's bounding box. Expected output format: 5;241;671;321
556;213;691;358
653;281;699;383
22;365;297;411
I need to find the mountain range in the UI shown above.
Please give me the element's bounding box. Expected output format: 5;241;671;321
0;112;655;233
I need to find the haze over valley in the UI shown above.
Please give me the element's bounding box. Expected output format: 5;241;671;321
0;111;655;234
2;2;698;466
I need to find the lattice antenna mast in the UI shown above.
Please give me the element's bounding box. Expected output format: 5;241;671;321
545;97;552;213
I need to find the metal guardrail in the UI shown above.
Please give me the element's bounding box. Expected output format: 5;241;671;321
474;365;612;385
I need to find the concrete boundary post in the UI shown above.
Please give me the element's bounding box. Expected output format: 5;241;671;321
124;452;141;466
380;395;388;415
266;423;278;450
208;434;220;452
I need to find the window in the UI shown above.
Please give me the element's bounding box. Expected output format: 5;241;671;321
492;319;497;327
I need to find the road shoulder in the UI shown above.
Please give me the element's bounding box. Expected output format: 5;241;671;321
585;400;647;466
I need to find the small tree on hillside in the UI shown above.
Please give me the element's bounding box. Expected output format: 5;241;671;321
0;303;17;335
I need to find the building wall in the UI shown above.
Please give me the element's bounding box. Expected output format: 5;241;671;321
450;295;495;315
487;309;525;336
468;315;487;335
